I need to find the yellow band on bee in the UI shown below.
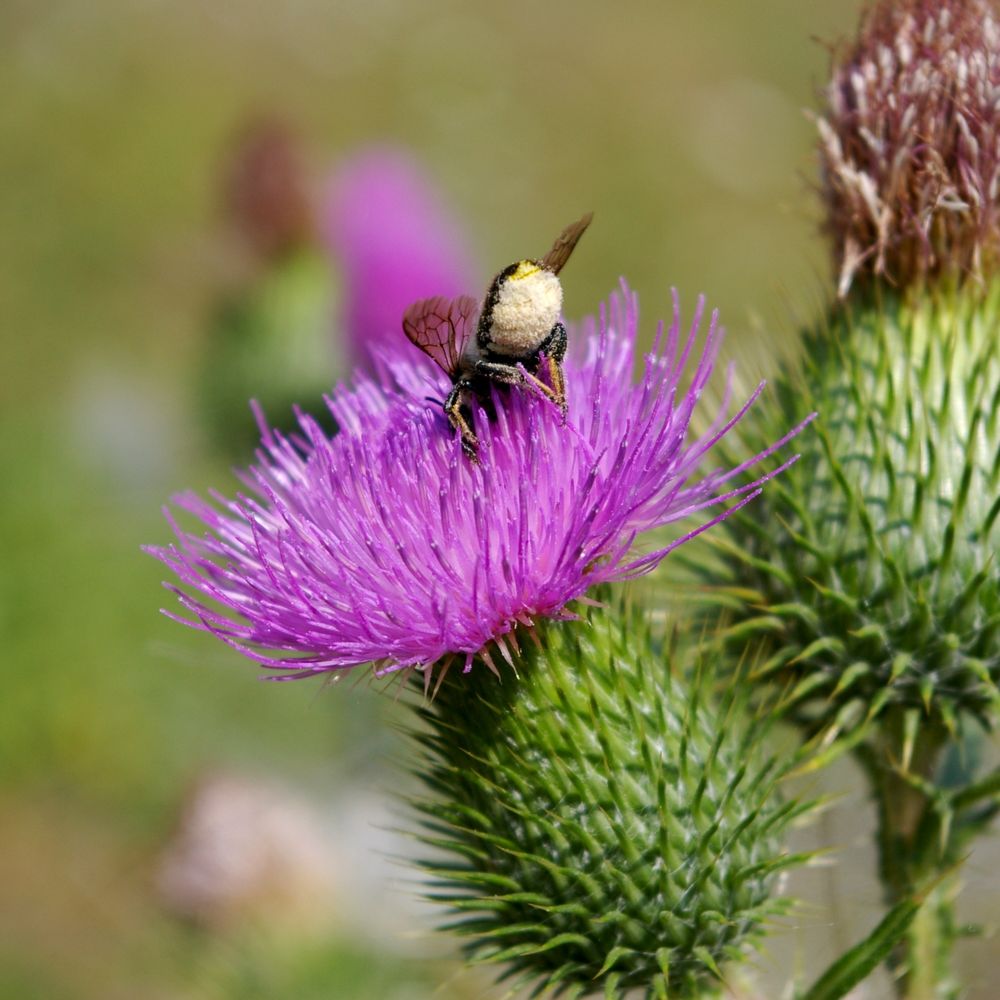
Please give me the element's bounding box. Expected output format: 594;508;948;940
510;260;541;280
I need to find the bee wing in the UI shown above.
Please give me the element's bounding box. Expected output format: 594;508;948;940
540;211;593;274
402;294;480;375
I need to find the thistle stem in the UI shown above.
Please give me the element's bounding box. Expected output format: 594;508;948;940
858;713;957;1000
905;885;957;1000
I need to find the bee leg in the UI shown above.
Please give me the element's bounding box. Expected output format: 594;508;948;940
475;357;568;424
471;359;522;385
540;322;568;419
474;358;555;404
443;379;480;460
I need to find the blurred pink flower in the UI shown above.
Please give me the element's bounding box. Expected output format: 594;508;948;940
323;148;475;368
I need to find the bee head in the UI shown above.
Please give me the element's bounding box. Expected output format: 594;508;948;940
484;259;563;357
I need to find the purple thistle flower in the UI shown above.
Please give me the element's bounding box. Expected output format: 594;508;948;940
148;284;811;680
322;147;475;369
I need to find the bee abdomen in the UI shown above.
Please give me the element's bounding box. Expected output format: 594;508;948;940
482;263;563;358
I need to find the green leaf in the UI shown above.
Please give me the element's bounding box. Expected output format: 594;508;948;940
789;635;846;665
780;672;832;710
951;765;1000;812
526;933;594;956
889;652;913;684
797;893;924;1000
831;661;871;697
692;945;724;980
900;708;921;772
791;720;871;776
593;946;633;978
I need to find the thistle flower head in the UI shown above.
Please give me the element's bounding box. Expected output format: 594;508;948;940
715;284;1000;738
412;600;811;999
149;284;808;681
818;0;1000;294
323;148;475;368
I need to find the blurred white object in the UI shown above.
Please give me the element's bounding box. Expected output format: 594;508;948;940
156;769;437;949
157;771;338;931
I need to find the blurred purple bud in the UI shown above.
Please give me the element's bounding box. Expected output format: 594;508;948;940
322;148;476;369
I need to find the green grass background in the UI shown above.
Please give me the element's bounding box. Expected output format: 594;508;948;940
3;1;996;997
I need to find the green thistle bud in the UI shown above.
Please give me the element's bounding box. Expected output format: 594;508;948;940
716;282;999;737
200;118;337;459
409;602;809;1000
710;6;1000;994
200;248;338;458
712;0;1000;743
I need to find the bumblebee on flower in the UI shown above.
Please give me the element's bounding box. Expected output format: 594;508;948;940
403;213;591;458
149;216;809;681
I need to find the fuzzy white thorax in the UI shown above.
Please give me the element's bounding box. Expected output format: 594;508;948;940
486;264;562;357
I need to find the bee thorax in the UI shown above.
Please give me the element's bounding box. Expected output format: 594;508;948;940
485;266;562;357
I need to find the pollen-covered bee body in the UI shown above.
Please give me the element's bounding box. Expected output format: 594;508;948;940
402;213;592;459
477;260;564;359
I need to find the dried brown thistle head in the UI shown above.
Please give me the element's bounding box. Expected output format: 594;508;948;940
223;118;314;262
818;0;1000;295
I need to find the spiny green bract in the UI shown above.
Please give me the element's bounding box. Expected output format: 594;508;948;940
408;603;806;1000
715;283;1000;738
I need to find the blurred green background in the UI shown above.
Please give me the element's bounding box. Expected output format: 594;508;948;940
2;1;997;997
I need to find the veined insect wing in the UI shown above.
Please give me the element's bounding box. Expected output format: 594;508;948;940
540;212;593;275
402;294;479;375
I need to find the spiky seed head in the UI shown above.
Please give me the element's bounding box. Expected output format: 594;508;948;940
713;284;1000;739
409;601;808;1000
818;0;1000;295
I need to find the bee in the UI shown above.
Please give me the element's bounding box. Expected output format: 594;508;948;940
402;212;593;459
